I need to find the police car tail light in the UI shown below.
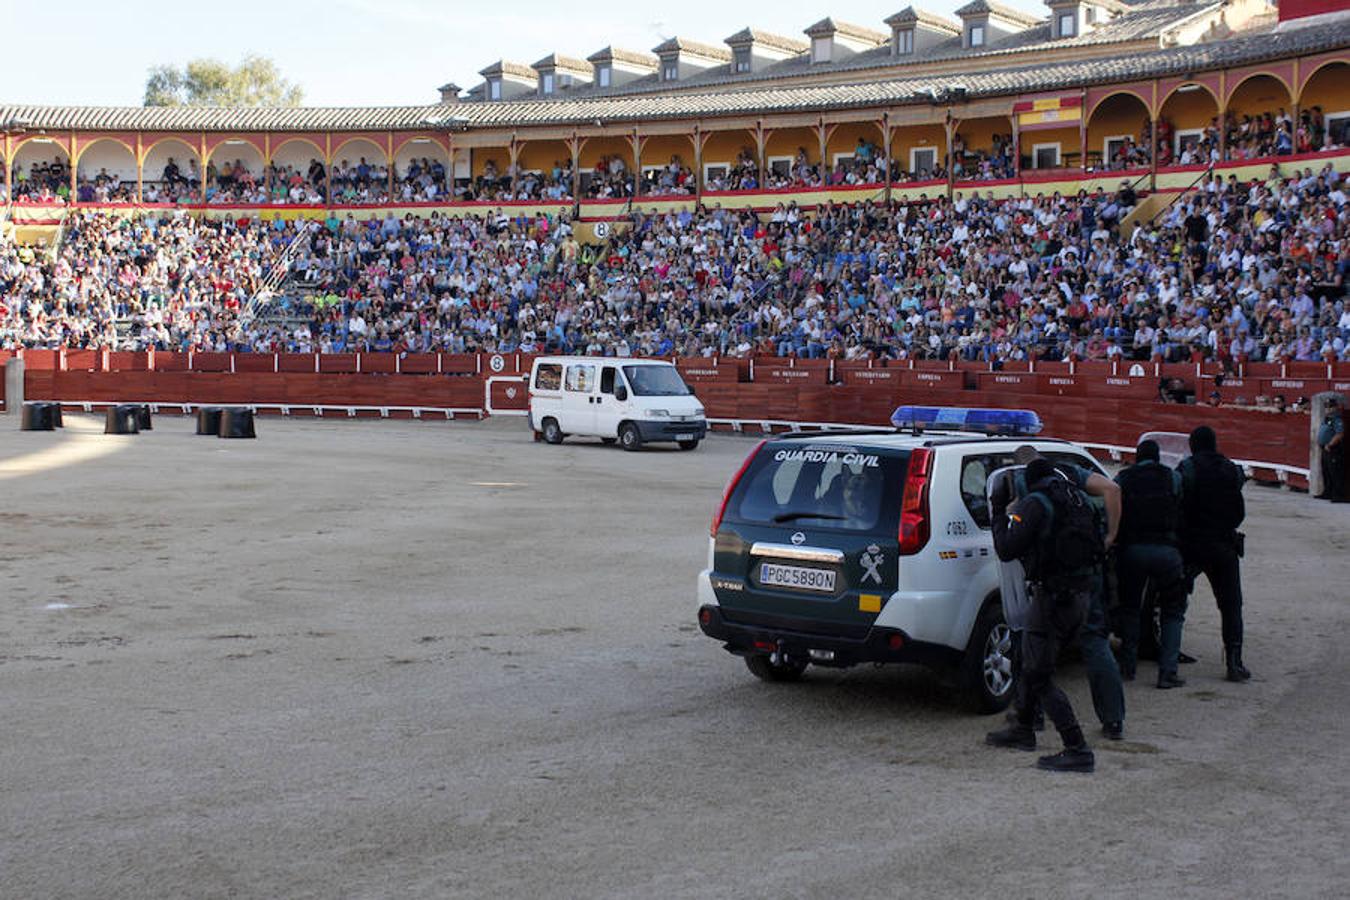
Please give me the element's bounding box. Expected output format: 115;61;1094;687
710;439;766;538
898;448;933;556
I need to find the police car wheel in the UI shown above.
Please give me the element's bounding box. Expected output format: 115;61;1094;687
960;603;1015;713
619;422;643;451
542;418;564;444
677;439;699;451
745;653;808;683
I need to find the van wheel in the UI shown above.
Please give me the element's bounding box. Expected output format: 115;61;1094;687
618;422;643;451
678;439;700;451
745;653;808;683
542;418;563;444
959;603;1016;713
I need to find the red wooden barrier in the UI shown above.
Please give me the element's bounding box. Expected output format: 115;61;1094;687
976;372;1037;392
676;360;739;382
840;367;903;387
105;351;148;371
359;353;398;374
154;352;189;371
444;353;482;375
233;353;276;373
753;363;829;385
399;353;439;374
903;369;967;390
277;353;317;373
192;352;231;373
318;353;359;374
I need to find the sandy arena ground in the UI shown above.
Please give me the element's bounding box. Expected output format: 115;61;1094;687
1;413;1347;899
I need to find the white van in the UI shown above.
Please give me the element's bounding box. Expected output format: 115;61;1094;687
528;357;707;451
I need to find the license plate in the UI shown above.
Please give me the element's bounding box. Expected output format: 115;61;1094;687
676;433;694;441
760;563;836;592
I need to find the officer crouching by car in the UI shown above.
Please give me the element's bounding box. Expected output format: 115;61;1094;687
986;457;1103;773
998;446;1126;741
1179;426;1251;682
1114;439;1188;689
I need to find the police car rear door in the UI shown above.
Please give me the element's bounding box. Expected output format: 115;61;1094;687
710;442;908;632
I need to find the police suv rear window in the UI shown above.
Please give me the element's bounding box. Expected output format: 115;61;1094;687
727;444;909;533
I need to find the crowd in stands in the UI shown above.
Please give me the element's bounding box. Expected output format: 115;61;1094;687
3;158;1347;380
5;107;1345;208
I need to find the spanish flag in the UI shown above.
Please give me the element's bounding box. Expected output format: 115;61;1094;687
1014;96;1083;129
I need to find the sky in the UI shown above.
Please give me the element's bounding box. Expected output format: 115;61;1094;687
0;0;1047;108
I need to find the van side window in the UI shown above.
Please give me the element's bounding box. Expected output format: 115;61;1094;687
600;367;616;394
565;364;595;392
534;363;562;391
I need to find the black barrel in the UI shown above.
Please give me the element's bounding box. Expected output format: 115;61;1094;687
20;402;58;431
218;406;256;439
196;406;223;435
104;404;141;435
134;404;153;431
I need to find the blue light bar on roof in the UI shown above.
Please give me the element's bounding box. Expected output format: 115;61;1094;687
891;406;1043;436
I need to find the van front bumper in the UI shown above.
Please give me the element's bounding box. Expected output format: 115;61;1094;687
637;419;707;442
697;604;963;669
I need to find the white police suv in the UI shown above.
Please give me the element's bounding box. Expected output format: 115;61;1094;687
696;406;1108;712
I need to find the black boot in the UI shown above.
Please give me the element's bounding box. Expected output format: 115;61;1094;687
1157;670;1186;689
1225;646;1252;682
1037;727;1094;772
986;723;1036;751
1005;707;1045;731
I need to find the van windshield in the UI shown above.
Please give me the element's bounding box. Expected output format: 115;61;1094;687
727;444;910;533
622;365;692;397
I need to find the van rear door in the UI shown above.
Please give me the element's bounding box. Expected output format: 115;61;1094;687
560;362;598;434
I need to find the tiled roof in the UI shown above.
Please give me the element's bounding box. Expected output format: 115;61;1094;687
478;60;537;80
954;0;1044;27
884;6;963;34
724;28;810;54
1;15;1345;132
651;37;734;61
586;46;659;68
532;54;593;74
550;0;1216;101
803;18;890;44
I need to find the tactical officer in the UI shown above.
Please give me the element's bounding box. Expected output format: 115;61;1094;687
986;458;1100;773
998;446;1126;741
1316;396;1345;502
1178;426;1251;682
1114;439;1188;689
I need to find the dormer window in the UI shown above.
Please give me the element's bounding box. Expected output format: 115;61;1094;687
734;48;751;72
811;36;831;63
663;63;678;81
1058;12;1076;37
1085;6;1097;23
597;66;611;87
489;79;501;100
541;73;555;94
895;29;914;55
969;24;985;46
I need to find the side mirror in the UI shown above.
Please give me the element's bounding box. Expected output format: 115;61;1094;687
614;386;628;402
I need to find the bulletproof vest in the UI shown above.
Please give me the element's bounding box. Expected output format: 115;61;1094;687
1027;477;1104;581
1180;452;1244;539
1117;462;1182;546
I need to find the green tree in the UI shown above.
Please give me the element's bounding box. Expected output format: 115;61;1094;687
144;55;304;107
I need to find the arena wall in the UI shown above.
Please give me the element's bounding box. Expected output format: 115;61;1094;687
11;349;1340;488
